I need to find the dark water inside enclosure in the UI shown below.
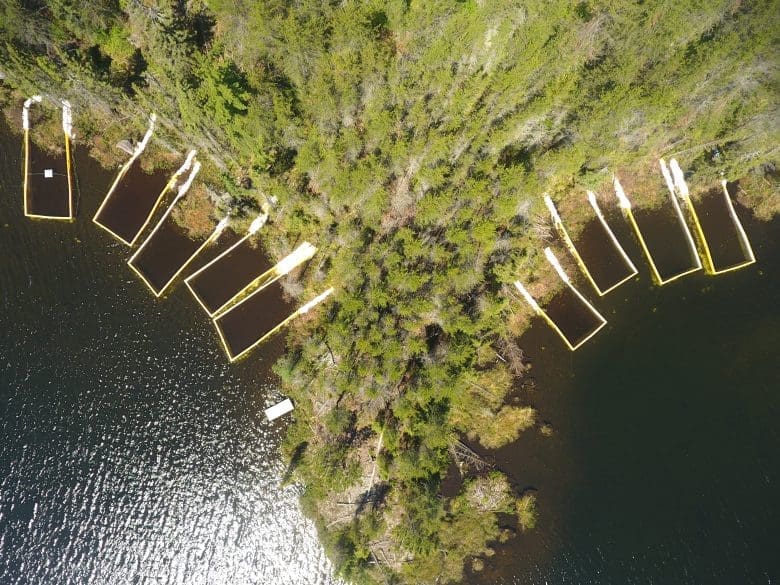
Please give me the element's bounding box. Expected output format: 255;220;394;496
571;216;635;292
467;209;779;585
26;137;71;218
187;235;273;315
0;120;337;585
634;203;698;281
129;210;215;295
214;283;292;360
94;161;170;244
543;286;603;348
693;185;754;270
184;228;245;278
4;108;779;585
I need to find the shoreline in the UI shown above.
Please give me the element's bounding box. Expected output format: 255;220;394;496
465;208;780;583
0;122;331;582
3;104;776;580
2;3;777;579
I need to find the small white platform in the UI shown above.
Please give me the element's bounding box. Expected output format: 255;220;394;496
265;398;294;421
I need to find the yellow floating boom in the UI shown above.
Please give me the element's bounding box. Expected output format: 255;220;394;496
195;239;317;318
215;287;334;362
22;96;42;219
22;96;75;220
667;159;756;275
544;193;637;295
586;191;638;292
128;161;230;297
613;176;663;284
658;159;704;279
513;248;607;351
613;175;701;286
63;100;74;220
92;113;158;244
664;158;714;273
716;179;757;273
543;194;601;294
127;149;198;247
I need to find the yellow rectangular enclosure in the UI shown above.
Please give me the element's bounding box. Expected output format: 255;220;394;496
128;162;230;296
513;248;607;351
23;97;74;220
543;193;637;295
665;159;756;275
93;115;171;245
184;217;318;318
613;172;702;286
214;287;333;362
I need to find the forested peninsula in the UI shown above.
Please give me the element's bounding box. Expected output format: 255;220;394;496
2;2;777;583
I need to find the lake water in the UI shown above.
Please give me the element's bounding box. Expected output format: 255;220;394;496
2;117;778;585
467;195;779;584
0;119;337;585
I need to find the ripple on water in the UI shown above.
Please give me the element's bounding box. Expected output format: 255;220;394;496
1;319;338;585
0;122;340;585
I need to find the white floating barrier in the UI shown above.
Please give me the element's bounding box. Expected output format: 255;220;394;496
265;399;294;421
93;113;159;244
665;159;756;274
22;95;74;220
513;249;607;351
544;193;636;295
22;95;42;131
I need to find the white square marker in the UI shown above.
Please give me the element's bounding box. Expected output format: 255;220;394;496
44;169;53;178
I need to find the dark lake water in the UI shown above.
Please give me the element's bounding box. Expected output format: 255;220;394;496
469;196;779;584
2;116;778;585
0;119;338;585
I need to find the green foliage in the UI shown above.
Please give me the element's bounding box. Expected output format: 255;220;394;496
392;480;444;556
325;406;354;437
299;440;361;499
404;472;517;583
516;493;538;531
1;1;777;584
479;405;537;450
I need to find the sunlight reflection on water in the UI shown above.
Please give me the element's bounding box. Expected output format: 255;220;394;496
0;119;340;585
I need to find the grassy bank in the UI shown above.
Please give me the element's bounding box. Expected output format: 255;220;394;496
2;2;778;583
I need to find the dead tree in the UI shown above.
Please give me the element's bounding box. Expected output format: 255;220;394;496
450;440;491;473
